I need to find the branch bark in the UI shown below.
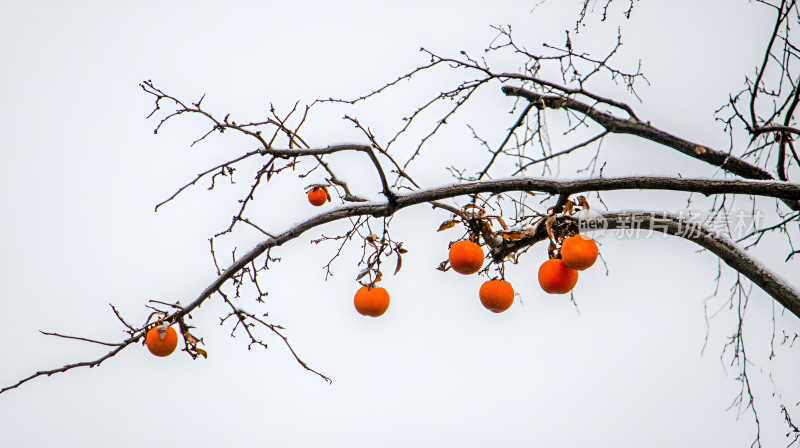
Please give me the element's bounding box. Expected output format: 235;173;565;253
174;175;800;324
602;211;800;318
502;86;800;211
4;176;799;395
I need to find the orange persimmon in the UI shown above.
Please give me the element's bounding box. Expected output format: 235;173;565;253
145;325;179;357
307;186;328;206
538;259;579;294
354;285;390;317
560;234;598;271
448;240;484;275
479;279;514;313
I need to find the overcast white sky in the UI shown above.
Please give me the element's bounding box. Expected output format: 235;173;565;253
1;1;799;447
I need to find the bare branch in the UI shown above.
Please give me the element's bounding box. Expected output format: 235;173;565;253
503;86;790;188
39;331;122;347
0;338;139;394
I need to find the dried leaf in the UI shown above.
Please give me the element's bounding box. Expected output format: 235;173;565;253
496;216;508;230
374;271;383;284
498;230;529;240
436;260;449;272
394;251;403;275
325;188;332;202
563;200;575;215
463;204;485;216
356;268;370;281
545;215;556;243
437;220;458;232
576;196;589;210
183;331;200;345
195;348;208;359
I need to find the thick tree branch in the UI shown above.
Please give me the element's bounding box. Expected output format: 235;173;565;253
5;176;799;395
501;86;800;203
174;176;799;324
485;209;800;317
603;211;800;318
751;124;800;137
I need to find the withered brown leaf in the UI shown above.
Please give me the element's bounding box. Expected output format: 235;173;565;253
496;216;508;230
437;220;458;231
563;200;575;215
366;234;379;249
545;215;556;243
183;331;201;346
394;251;403;275
498;230;529;240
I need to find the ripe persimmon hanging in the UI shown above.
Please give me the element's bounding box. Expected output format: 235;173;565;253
448;240;484;275
538;259;579;294
354;285;390;317
307;186;328;206
145;324;179;357
479;279;514;313
560;234;598;271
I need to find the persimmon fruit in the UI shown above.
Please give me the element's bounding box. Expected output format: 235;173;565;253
479;280;514;313
449;240;484;275
145;325;179;357
354;285;390;317
560;234;598;271
307;186;328;206
538;259;579;294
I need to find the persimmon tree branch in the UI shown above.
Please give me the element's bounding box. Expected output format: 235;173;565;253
5;175;797;395
0;338;137;394
501;86;786;184
478;101;536;180
171;176;800;326
751;125;800;138
38;331;121;347
602;211;800;317
749;0;791;128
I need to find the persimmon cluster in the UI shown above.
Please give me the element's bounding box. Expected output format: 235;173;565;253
339;194;599;318
538;234;598;293
146;189;599;361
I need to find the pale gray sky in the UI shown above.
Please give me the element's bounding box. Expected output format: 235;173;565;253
1;1;798;447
